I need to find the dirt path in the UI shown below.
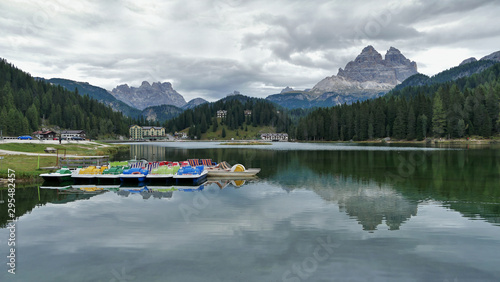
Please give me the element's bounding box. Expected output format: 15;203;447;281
0;149;83;157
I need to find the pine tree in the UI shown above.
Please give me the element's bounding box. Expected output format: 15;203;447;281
200;114;207;133
25;103;39;131
212;117;219;132
416;114;428;140
406;106;416;140
496;109;500;133
368;112;374;140
432;94;446;137
221;127;226;138
456;119;466;137
392;107;407;139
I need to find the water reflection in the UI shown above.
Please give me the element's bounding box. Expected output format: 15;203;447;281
2;143;500;282
2;142;500;231
123;143;500;227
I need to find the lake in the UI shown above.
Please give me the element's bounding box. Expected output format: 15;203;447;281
1;142;500;281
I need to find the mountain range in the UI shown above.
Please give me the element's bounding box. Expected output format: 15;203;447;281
267;46;500;109
267;46;418;109
110;81;186;110
43;46;500;120
44;78;208;121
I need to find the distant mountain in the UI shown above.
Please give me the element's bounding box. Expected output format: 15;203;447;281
182;98;208;110
459;50;500;66
392;50;500;92
219;93;263;104
44;78;142;117
280;86;295;93
110;81;187;110
459;57;477;66
480;50;500;62
266;46;418;109
141;104;183;122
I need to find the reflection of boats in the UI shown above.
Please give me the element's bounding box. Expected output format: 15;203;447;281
72;184;120;191
206;163;260;178
117;186;175;199
39;168;73;183
73;185;106;192
175;185;204;192
206;177;253;189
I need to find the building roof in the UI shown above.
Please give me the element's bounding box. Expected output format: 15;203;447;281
141;126;164;130
32;130;57;135
61;130;85;134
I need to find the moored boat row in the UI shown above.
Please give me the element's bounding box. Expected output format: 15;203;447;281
39;158;259;185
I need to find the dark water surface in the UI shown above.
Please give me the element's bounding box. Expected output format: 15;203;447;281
1;142;500;281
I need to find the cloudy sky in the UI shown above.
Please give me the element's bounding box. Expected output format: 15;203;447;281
1;0;500;101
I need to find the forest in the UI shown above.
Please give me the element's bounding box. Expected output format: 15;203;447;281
0;58;134;138
165;95;291;139
293;63;500;141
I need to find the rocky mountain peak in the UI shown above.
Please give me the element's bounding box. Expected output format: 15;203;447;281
459;57;477;66
183;98;208;110
110;81;187;110
480;50;500;62
354;45;383;64
281;86;295;93
337;45;417;84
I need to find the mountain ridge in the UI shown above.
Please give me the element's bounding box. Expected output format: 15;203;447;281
110;81;187;110
267;46;418;109
43;78;143;117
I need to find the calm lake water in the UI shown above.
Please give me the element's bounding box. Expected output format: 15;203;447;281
1;142;500;281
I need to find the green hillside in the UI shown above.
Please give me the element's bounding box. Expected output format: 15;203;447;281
45;78;142;117
166;95;292;140
0;58;133;138
141;104;183;121
390;60;497;94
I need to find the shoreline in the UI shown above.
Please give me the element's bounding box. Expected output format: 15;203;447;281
0;141;129;182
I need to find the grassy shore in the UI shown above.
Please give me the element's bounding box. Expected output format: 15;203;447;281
0;142;129;182
0;142;128;155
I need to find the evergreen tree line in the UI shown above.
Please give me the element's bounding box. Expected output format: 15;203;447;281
165;96;291;139
293;63;500;141
0;58;134;138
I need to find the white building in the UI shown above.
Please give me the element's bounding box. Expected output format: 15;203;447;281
61;130;86;140
217;110;227;118
261;133;288;142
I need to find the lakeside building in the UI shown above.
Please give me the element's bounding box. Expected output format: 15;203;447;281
260;133;288;142
61;130;86;140
174;132;188;139
129;125;143;140
32;130;57;140
129;125;166;140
